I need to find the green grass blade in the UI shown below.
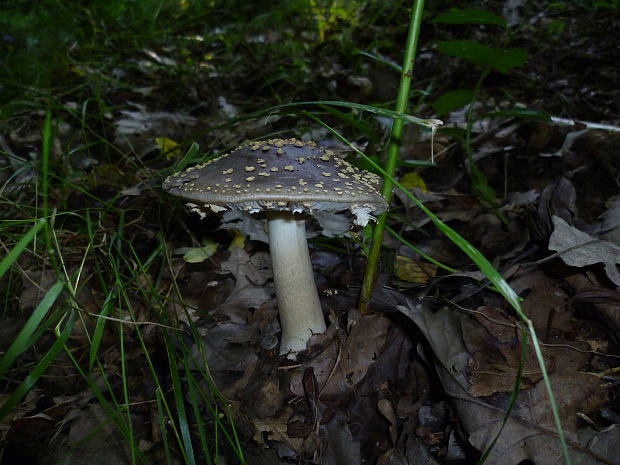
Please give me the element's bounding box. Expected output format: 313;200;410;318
172;141;201;172
156;388;175;465
0;308;76;421
117;320;136;465
88;288;116;370
354;49;402;73
41;111;52;255
165;336;196;465
0;280;64;378
276;100;440;128
385;225;456;273
318;104;381;141
192;100;440;146
0;218;46;281
184;361;214;465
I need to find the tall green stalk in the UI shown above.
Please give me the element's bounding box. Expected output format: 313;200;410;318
359;0;425;314
41;111;52;256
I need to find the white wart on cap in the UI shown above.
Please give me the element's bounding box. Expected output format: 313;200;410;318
162;138;387;225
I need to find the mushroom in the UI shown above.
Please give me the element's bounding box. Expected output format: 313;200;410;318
163;138;387;357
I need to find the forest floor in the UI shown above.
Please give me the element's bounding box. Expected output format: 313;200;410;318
1;1;619;464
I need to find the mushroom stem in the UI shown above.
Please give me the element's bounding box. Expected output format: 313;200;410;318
267;211;326;356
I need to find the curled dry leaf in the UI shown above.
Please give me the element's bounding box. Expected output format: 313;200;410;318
549;215;620;286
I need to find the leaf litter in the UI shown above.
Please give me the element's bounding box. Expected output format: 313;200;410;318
1;3;620;465
5;112;620;463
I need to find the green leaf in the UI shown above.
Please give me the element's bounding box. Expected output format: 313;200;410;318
431;89;474;115
430;8;506;27
436;40;527;73
174;141;201;171
437;40;495;66
183;238;218;263
493;47;528;73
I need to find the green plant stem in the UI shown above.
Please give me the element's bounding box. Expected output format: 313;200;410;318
41;111;52;256
359;0;425;314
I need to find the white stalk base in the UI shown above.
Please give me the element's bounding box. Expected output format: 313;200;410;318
267;212;326;357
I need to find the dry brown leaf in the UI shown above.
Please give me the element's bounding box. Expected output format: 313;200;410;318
398;300;611;465
252;407;304;451
549;215;620;286
394;255;438;283
463;306;547;396
510;268;572;333
289;312;391;400
215;248;273;323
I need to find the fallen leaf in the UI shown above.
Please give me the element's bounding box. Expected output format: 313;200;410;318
399;171;427;191
509;268;572;333
154;136;182;159
394;255;437;283
377;399;397;444
252;407;304;451
216;248;273;323
220;211;269;243
42;405;141;465
598;197;620;245
227;229;246;250
324;414;362;465
537;176;577;238
313;212;352;237
114;106;198;156
463;306;545;396
397;300;610;465
183;237;218;263
289;312;391;400
567;272;620;330
549;216;620;285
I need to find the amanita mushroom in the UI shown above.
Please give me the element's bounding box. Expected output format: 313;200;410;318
163;138;386;356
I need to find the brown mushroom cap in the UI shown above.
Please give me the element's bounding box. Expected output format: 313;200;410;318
163;138;387;224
